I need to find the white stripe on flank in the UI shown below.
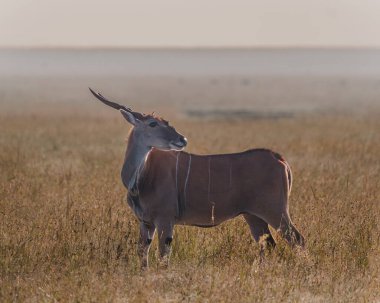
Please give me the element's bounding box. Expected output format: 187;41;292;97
229;162;232;187
208;157;211;201
175;152;180;193
184;154;192;204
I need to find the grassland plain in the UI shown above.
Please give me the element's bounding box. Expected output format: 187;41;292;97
0;103;379;302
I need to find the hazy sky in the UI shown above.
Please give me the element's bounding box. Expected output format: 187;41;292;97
1;0;380;48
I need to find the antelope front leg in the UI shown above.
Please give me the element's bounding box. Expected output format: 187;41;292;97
156;221;174;268
137;222;155;269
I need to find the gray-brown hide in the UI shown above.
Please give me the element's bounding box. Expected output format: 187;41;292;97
90;88;305;268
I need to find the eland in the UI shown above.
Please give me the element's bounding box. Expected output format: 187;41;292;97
89;88;305;268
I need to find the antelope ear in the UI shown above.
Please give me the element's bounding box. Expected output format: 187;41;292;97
120;109;139;126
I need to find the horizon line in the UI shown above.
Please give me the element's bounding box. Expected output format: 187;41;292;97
1;45;380;51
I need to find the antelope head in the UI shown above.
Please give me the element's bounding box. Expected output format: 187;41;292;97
89;88;187;151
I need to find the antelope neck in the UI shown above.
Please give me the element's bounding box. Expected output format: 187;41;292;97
121;131;151;192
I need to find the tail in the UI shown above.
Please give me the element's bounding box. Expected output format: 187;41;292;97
272;151;292;195
285;162;292;194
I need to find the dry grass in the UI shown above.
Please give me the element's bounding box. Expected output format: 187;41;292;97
1;105;379;302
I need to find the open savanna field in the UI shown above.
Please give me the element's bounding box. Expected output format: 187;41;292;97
1;47;380;303
1;99;379;302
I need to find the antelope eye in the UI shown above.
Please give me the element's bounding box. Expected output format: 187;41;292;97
149;121;158;127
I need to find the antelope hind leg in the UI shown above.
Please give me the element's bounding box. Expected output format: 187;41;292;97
244;214;276;260
263;211;305;248
277;217;305;248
